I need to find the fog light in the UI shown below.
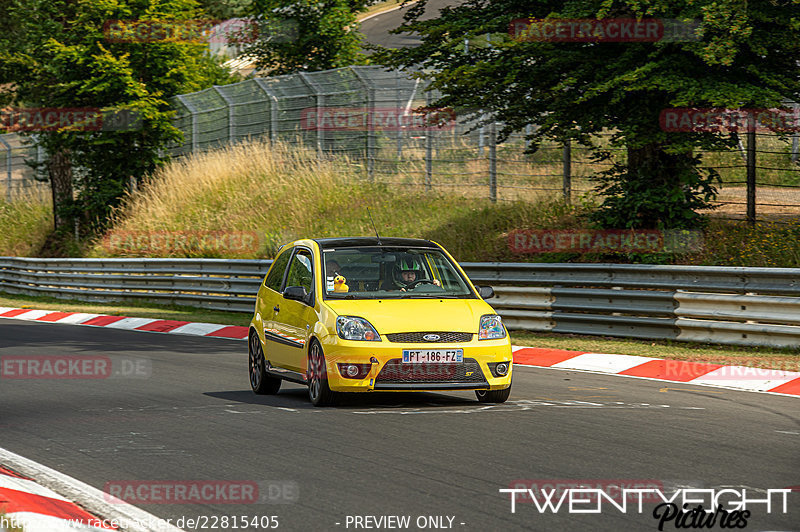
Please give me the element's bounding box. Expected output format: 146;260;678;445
337;363;371;379
496;362;509;376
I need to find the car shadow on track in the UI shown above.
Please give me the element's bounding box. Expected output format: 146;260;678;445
204;388;480;410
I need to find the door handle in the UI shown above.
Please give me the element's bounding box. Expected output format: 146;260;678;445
273;305;280;312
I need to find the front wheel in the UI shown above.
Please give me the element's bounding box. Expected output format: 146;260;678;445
307;341;337;406
476;385;511;403
249;332;281;395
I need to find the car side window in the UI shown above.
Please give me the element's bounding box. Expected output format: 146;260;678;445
264;248;292;292
285;249;314;294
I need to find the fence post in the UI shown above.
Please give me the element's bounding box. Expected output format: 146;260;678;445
563;141;572;204
298;72;323;161
213;86;235;144
746;128;756;225
352;67;375;181
398;77;421;161
0;135;11;202
488;121;497;202
175;95;199;153
425;92;433;191
524;124;532;151
253;79;279;143
794;104;800;164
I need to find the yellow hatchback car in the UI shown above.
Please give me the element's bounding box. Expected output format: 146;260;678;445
248;237;512;406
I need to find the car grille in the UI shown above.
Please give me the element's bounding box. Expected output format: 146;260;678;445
385;331;473;343
375;358;485;384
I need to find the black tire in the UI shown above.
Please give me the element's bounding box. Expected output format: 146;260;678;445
307;340;337;406
249;331;281;395
476;385;511;403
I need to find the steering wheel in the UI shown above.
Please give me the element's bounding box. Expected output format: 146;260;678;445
404;279;436;290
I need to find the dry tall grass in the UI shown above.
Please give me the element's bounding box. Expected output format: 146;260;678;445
0;187;52;256
98;139;587;259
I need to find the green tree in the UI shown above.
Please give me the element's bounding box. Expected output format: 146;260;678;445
378;0;800;229
0;0;234;235
197;0;253;19
242;0;371;75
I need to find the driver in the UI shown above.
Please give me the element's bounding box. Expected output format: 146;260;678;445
387;257;440;291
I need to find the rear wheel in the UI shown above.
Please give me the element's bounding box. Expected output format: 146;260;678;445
307;341;337;406
249;332;281;395
476;385;511;403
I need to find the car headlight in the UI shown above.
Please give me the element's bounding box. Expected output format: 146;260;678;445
479;314;506;340
336;316;381;341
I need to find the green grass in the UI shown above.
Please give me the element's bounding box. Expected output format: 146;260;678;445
688;217;800;267
2;290;798;369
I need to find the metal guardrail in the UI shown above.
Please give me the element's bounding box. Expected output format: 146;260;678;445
0;257;271;313
1;258;798;347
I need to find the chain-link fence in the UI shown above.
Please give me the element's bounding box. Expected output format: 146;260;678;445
0;133;48;201
3;65;800;222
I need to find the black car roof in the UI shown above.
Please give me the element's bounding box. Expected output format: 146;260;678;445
314;237;439;250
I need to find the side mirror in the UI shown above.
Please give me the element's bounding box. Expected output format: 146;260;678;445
476;285;495;299
283;286;312;305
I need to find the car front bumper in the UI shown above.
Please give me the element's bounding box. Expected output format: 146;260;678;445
319;336;513;393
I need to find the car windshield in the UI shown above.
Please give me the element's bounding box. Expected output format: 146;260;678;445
322;246;475;300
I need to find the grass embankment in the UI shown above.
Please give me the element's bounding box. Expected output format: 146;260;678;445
0;188;52;257
87;139;800;266
92;140;586;261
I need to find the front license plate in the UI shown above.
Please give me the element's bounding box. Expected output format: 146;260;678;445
402;349;464;363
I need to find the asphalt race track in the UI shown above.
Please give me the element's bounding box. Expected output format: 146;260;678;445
360;0;466;49
1;318;798;531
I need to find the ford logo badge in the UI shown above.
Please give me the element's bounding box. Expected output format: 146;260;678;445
423;334;440;342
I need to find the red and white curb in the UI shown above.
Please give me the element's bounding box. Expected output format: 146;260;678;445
513;347;800;397
1;306;798;397
0;307;248;340
0;448;181;532
0;466;113;531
